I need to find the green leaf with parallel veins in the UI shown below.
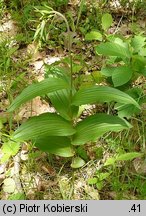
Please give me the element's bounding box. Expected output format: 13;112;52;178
0;120;3;129
112;66;133;87
102;13;113;31
13;113;76;140
2;141;20;156
132;55;146;73
116;152;143;161
88;178;97;185
101;67;113;77
72;114;131;145
8;193;26;200
115;87;142;118
104;157;116;166
131;35;146;53
72;86;140;109
101;66;133;86
1;141;20;162
139;47;146;57
97;172;111;181
85;31;102;41
35;136;74;157
76;146;89;161
8;77;69;112
48;89;78;121
116;104;140;118
96;42;131;58
71;157;85;168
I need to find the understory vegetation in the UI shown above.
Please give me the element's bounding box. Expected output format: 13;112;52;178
0;0;146;200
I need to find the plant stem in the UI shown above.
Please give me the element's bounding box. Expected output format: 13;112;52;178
69;170;75;199
76;0;85;30
48;10;73;110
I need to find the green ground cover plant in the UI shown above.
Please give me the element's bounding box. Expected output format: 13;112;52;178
0;0;145;200
96;34;146;118
7;8;141;168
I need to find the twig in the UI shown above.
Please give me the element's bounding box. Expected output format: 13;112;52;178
13;152;23;193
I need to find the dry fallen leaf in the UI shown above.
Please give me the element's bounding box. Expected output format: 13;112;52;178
41;165;56;176
14;97;55;121
133;158;146;174
3;178;16;193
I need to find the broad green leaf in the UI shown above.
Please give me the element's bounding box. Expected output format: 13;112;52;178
8;77;69;112
112;66;133;87
45;65;70;82
76;146;89;161
116;104;140;118
116;152;143;161
115;87;142;118
113;37;128;49
48;89;78;121
8;193;26;200
1;154;12;163
104;152;143;166
35;136;74;157
0;120;3;129
71;157;85;168
101;66;133;86
85;31;102;41
106;56;118;65
49;89;71;120
72;114;131;145
76;105;87;118
131;35;146;53
104;157;116;166
91;71;104;83
140;95;146;103
101;67;113;77
101;13;113;31
132;55;146;73
142;67;146;76
2;141;20;155
72;86;140;109
72;63;83;73
96;182;103;190
75;74;94;88
88;178;97;185
97;172;111;181
1;141;20;162
45;66;78;120
96;42;131;58
13;113;76;140
139;47;146;56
